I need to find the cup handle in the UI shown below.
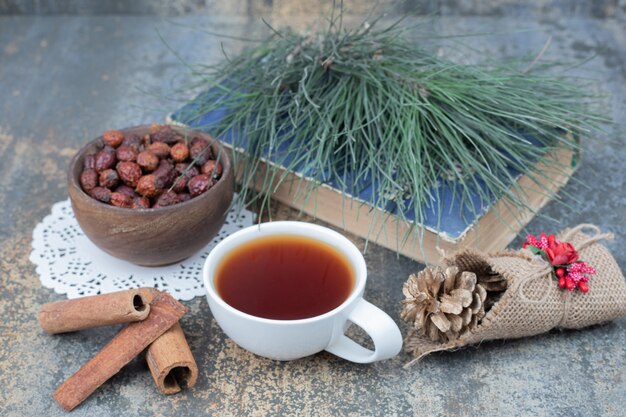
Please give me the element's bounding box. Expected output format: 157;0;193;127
325;299;402;363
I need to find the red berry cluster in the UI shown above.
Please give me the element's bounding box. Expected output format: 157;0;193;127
523;232;595;293
79;125;223;209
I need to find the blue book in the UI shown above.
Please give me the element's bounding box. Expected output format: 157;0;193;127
168;89;578;264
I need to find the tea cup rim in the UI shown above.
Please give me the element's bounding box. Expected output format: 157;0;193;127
203;221;367;325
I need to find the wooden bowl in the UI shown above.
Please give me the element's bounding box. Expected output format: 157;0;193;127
67;125;234;266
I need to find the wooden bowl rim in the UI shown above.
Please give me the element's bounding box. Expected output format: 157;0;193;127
67;124;233;215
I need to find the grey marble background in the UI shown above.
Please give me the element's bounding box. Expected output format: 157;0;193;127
1;0;626;19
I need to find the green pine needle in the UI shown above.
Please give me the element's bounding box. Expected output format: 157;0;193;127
176;7;607;246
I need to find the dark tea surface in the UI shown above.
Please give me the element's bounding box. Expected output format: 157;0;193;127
215;235;354;320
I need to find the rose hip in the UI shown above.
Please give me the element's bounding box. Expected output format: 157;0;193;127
175;163;199;178
90;186;111;203
116;145;138;162
132;196;150;209
110;192;133;208
141;134;151;148
102;130;124;148
121;134;142;152
84;154;96;170
177;193;191;203
148;142;170;159
201;160;222;178
191;137;210;149
171;175;188;193
137;150;160;172
190;138;212;165
170;142;189;163
116;161;142;187
114;184;136;198
151;125;181;144
154;190;179;208
94;146;117;172
80;169;98;192
99;169;119;189
136;174;161;198
153;159;174;188
80;127;222;209
188;174;212;197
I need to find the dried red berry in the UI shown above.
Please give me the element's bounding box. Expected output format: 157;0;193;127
137;150;160;172
90;186;112;203
171;175;188;193
151;125;181;144
148;142;170;159
153;159;175;188
201;160;222;178
136;174;161;198
555;268;565;278
155;190;179;207
177;193;191;203
84;127;216;209
94;146;117;172
116;161;142;187
175;163;199;178
116;145;138;162
84;154;96;170
102;130;124;148
188;174;212;197
80;169;98;192
170;142;190;162
110;192;133;208
171;163;198;193
190;138;212;165
578;281;589;293
558;276;566;288
141;134;151;148
132;196;151;209
114;184;136;198
191;137;210;148
121;134;142;152
99;169;119;189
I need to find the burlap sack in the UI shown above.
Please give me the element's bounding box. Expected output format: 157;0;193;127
404;224;626;363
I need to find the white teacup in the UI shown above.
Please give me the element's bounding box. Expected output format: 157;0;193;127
203;221;402;363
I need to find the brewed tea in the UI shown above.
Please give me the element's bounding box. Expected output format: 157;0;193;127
215;235;354;320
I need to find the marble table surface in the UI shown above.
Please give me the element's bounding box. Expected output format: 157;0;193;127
0;13;624;416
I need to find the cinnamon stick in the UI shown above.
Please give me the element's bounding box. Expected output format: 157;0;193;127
39;289;150;334
138;287;160;303
146;322;198;394
53;291;186;411
140;288;198;394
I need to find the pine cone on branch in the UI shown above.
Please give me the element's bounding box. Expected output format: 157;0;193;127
401;266;487;343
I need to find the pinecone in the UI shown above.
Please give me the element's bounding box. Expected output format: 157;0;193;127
476;266;508;311
401;266;487;343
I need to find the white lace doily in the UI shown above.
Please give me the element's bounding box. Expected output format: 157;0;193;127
30;199;255;300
